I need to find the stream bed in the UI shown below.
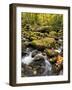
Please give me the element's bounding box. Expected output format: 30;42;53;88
21;47;63;77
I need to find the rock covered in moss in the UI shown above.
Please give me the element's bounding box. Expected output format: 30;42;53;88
36;26;52;33
31;37;56;50
45;49;58;57
49;31;57;37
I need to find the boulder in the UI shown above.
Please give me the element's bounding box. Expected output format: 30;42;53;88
31;37;56;50
30;55;45;66
31;50;39;57
36;26;52;33
21;63;34;77
45;49;58;57
49;31;57;37
29;55;46;76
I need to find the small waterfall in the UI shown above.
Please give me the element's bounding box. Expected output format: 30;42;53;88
22;51;34;65
42;55;52;75
22;49;52;76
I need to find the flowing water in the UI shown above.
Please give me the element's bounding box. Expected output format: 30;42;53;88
22;51;34;65
21;44;63;77
22;49;52;76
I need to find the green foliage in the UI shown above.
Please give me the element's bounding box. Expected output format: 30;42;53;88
21;13;63;32
21;12;63;50
49;31;57;37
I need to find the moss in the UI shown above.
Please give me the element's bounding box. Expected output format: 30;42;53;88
45;49;58;57
49;31;57;37
22;31;45;40
31;37;56;49
36;26;52;33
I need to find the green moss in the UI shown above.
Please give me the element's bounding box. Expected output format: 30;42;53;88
22;31;47;41
36;26;52;33
31;37;56;48
45;49;58;57
49;31;57;37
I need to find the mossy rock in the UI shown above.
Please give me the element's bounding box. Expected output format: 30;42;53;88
36;26;52;33
49;31;57;36
31;37;56;50
45;49;58;57
22;41;31;50
22;31;46;41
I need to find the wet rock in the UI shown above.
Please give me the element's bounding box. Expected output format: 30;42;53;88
29;55;46;76
31;50;39;57
30;55;45;66
22;41;31;52
21;63;34;77
22;49;29;57
22;47;32;57
52;63;63;75
21;55;46;76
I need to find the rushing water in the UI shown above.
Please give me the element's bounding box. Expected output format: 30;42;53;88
22;51;33;65
22;49;52;76
21;44;63;77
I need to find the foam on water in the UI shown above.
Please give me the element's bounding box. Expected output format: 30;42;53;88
22;52;34;65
